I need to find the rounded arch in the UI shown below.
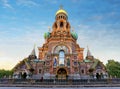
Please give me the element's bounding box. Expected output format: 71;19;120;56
56;13;68;21
52;22;57;29
56;67;68;75
60;21;63;27
66;22;71;29
52;44;72;54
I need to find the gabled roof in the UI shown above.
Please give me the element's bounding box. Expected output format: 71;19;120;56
24;59;32;69
13;58;32;70
90;59;99;69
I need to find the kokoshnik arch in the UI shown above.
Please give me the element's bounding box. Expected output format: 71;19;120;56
13;7;108;79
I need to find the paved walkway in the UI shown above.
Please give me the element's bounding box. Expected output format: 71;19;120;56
0;84;120;87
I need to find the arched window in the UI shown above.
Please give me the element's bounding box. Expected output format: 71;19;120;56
59;50;65;65
39;69;42;74
60;22;63;28
59;16;61;19
54;45;69;54
81;69;84;74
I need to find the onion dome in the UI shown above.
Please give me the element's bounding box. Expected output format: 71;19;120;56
44;32;50;39
56;9;68;16
56;5;68;16
71;31;78;40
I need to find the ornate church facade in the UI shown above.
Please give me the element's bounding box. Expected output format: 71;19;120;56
13;7;108;79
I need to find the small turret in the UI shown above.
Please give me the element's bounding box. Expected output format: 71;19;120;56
86;46;94;60
28;45;37;60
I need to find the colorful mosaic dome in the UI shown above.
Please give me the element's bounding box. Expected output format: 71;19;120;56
44;32;50;39
71;31;78;40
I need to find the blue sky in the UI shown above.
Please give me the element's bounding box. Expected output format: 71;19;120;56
0;0;120;69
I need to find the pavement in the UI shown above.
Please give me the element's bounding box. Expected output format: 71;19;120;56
0;84;120;87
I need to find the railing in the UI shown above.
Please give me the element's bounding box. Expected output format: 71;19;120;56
0;79;120;85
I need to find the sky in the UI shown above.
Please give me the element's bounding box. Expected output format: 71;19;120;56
0;0;120;70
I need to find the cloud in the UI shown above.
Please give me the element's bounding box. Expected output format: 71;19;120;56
78;24;90;29
81;15;104;23
0;56;17;70
37;21;48;26
108;12;116;17
17;0;39;7
0;26;46;70
45;0;58;4
1;0;13;9
92;15;103;21
105;0;120;6
71;0;82;3
76;23;120;64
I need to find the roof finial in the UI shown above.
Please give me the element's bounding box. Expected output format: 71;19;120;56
87;45;89;50
34;43;36;48
87;45;92;57
60;5;63;9
71;27;74;32
48;26;51;32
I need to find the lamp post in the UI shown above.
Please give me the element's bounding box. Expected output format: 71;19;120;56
33;59;40;74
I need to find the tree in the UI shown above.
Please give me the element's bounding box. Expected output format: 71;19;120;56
0;69;13;78
106;60;120;78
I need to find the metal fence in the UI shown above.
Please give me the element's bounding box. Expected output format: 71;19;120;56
0;78;120;85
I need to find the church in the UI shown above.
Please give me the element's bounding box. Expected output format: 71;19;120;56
13;7;108;79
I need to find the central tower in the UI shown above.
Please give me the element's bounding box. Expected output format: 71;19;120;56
38;7;84;79
52;7;71;37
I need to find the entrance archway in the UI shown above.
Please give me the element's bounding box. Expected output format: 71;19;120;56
56;68;67;79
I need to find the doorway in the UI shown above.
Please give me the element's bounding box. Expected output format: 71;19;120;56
57;68;67;79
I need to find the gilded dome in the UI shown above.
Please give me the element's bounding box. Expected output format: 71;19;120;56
44;32;50;39
71;31;78;40
56;9;68;16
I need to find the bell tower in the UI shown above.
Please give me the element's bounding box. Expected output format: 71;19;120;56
51;6;71;37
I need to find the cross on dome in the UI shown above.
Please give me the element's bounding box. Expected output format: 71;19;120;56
56;5;68;16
